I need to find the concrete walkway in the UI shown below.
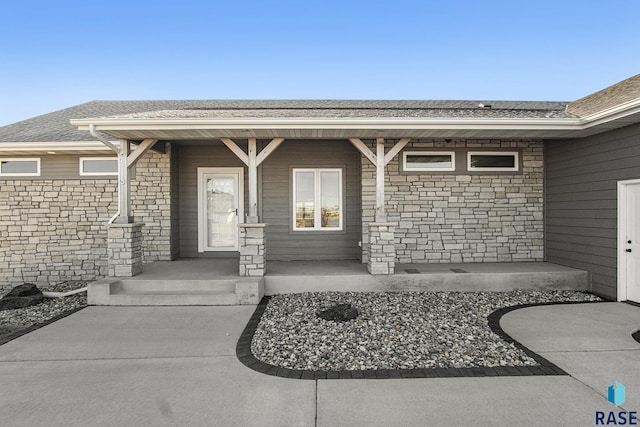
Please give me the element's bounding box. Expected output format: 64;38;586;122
0;302;638;426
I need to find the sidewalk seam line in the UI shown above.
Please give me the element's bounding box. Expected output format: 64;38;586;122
0;354;237;363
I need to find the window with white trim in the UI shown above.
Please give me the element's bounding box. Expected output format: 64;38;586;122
403;151;455;171
293;168;343;231
0;158;40;176
467;152;519;171
79;157;118;176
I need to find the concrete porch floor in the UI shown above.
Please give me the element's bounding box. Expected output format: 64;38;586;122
129;258;589;295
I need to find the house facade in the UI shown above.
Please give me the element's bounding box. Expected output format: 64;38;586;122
0;75;638;302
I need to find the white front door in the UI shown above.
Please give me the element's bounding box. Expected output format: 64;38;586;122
198;168;244;252
620;181;640;302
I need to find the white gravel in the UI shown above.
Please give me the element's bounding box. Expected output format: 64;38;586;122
0;282;87;338
251;290;602;371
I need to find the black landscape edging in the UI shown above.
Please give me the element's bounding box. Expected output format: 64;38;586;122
236;295;605;380
0;305;87;346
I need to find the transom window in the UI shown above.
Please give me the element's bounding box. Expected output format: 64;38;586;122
403;151;455;171
467;152;519;171
79;157;118;175
0;158;40;176
293;168;343;231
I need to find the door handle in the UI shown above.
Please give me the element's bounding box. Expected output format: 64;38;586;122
627;249;632;253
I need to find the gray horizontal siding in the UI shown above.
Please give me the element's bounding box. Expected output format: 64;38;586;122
261;140;362;261
0;155;117;180
545;122;640;299
177;140;362;260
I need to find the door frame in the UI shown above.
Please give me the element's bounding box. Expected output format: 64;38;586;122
197;167;244;252
617;178;640;301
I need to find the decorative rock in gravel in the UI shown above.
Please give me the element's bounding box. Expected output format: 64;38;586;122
0;284;44;311
317;303;358;322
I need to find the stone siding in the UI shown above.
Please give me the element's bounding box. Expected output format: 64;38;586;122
362;139;544;264
0;151;172;287
131;150;172;262
239;224;266;277
367;223;396;274
107;223;143;277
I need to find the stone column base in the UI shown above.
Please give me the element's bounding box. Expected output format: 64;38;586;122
239;223;266;277
107;223;144;277
367;222;396;275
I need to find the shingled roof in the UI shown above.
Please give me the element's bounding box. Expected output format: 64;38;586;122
567;74;640;117
0;99;571;143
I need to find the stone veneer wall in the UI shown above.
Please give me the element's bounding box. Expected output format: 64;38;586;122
0;150;172;288
361;139;544;264
130;149;172;262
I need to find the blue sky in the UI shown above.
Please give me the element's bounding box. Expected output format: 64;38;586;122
1;0;639;126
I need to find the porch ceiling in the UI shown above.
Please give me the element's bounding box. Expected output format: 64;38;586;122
70;108;640;141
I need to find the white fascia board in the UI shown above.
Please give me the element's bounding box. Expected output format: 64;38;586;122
578;98;640;128
72;117;582;131
0;140;120;152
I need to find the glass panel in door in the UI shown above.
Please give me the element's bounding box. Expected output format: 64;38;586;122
205;173;239;250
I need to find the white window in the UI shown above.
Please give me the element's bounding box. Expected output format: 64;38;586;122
467;152;519;171
403;151;455;171
293;168;343;231
79;157;118;176
0;158;40;176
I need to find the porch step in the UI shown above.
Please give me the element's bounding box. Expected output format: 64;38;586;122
109;289;238;306
88;277;264;306
118;279;237;293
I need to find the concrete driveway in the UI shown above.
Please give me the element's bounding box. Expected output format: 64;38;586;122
0;302;638;426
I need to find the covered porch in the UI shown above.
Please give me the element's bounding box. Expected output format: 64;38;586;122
88;258;589;306
70;104;589;305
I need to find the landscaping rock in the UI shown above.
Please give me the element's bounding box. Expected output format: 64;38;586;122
0;284;44;311
317;303;358;322
252;290;603;371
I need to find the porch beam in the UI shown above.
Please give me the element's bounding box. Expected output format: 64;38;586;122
384;138;410;166
256;138;285;166
247;138;258;222
127;138;158;168
375;138;386;222
115;139;133;223
348;138;377;165
220;138;249;166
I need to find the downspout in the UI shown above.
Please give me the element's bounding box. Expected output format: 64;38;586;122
89;124;121;224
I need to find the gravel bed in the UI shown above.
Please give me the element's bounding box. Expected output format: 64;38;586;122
0;282;87;339
251;290;602;371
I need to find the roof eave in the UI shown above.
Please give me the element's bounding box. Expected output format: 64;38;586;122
0;140;120;154
71;116;579;129
14;98;639;147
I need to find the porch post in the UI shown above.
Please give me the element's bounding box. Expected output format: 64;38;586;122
220;137;284;277
115;139;132;223
375;138;386;222
349;137;410;275
247;138;259;223
107;138;157;276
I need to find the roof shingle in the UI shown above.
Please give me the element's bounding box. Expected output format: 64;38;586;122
0;99;570;143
